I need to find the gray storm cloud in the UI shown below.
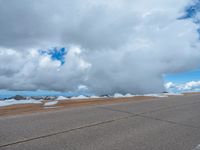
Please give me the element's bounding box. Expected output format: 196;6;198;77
0;0;200;95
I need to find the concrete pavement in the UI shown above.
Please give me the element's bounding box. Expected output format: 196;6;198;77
1;94;200;150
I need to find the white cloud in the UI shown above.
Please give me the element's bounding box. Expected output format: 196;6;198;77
179;81;200;90
164;82;176;89
165;81;200;92
0;0;200;95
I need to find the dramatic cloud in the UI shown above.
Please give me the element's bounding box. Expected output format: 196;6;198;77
0;0;200;95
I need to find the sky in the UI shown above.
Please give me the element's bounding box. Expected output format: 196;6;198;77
1;0;200;97
165;70;200;84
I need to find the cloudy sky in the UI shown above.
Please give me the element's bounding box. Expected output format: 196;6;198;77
0;0;200;97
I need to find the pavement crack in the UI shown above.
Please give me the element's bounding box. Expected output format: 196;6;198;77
136;114;200;129
0;114;135;148
140;101;200;115
101;100;200;116
100;107;134;115
99;104;200;130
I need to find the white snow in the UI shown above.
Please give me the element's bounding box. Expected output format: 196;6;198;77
113;93;124;98
113;93;136;98
144;94;168;97
143;93;183;97
0;99;42;107
44;101;58;106
0;92;183;108
56;96;68;100
90;96;101;98
163;93;183;96
71;95;88;99
124;93;135;97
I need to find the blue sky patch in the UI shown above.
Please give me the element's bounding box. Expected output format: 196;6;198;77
39;47;67;65
180;0;200;21
164;70;200;84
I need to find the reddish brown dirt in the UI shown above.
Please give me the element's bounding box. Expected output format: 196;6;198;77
0;96;156;117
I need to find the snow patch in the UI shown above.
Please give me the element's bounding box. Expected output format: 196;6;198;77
71;95;88;99
90;96;101;98
143;94;168;97
113;93;124;98
163;93;183;96
56;96;68;100
0;99;42;107
124;93;136;97
44;101;58;106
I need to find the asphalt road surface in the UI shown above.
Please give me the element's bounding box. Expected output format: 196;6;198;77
1;94;200;150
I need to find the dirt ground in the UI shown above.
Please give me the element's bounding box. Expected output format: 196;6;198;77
0;96;156;117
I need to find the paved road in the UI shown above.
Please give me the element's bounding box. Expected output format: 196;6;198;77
1;94;200;150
